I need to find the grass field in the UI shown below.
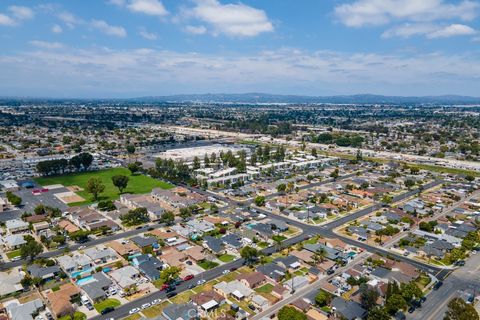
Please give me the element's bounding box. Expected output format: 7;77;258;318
94;298;121;313
218;254;236;263
35;168;173;205
6;249;21;259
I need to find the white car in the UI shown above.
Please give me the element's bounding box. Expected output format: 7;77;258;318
197;279;206;285
129;308;140;314
151;299;161;305
222;270;230;275
141;303;151;309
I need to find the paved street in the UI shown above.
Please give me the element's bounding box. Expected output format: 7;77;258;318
410;252;480;320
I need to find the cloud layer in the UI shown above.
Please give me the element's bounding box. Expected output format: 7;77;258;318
1;46;478;97
335;0;478;39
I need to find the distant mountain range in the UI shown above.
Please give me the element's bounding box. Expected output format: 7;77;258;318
130;93;480;105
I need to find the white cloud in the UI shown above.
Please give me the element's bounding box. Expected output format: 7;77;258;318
0;5;34;27
335;0;479;27
1;47;479;97
58;11;83;29
127;0;168;16
382;23;437;38
184;0;273;37
8;6;34;20
428;24;476;38
184;25;207;35
91;19;127;37
0;13;15;26
52;24;63;34
29;40;64;49
139;28;158;40
382;23;477;39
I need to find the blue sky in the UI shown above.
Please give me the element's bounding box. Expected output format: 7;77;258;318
0;0;479;98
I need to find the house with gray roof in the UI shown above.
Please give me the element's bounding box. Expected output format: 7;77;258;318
6;298;44;320
331;297;367;320
79;272;112;303
133;254;164;281
27;264;61;281
84;246;118;265
256;263;286;283
162;302;199;320
203;236;224;254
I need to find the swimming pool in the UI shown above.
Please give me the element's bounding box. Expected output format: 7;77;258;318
71;267;93;279
76;275;94;286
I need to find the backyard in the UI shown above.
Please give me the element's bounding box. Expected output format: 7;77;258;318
35;167;173;205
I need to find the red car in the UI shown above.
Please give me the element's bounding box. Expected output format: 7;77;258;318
160;284;170;291
41;188;49;193
183;275;194;281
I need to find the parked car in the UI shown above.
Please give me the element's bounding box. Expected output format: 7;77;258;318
129;308;140;314
184;275;194;281
433;281;443;290
141;303;151;309
101;307;115;315
197;279;206;285
166;291;177;298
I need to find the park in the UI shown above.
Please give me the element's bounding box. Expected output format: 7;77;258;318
34;167;173;205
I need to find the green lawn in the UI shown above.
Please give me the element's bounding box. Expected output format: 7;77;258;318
198;260;219;270
218;254;236;263
59;312;86;320
255;283;274;294
94;298;121;313
272;235;287;242
35;168;173;205
6;249;21;259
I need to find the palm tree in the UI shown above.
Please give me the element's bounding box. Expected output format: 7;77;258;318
313;248;327;265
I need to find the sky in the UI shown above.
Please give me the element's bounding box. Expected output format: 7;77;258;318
0;0;479;98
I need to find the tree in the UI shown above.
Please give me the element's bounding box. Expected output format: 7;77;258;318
69;155;83;172
128;162;141;175
330;168;339;180
313;248;327;264
404;179;415;189
193;156;201;170
78;152;93;170
160;266;182;284
315;290;332;307
356;149;363;161
367;307;390;320
120;207;150;226
69;230;90;242
444;297;479;320
203;154;210;168
111;175;129;194
20;239;43;261
240;246;259;264
400;281;422;303
126;144;136;156
360;284;380;311
86;177;105;201
385;294;407;314
6;191;22;206
159;211;175;225
254;196;266;206
179;207;193;221
277;183;287;193
381;195;393;204
465;175;475;182
277;306;307;320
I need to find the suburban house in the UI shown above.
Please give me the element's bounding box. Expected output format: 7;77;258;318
46;283;81;318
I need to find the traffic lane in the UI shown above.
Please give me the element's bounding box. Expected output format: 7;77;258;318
93;258;246;320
